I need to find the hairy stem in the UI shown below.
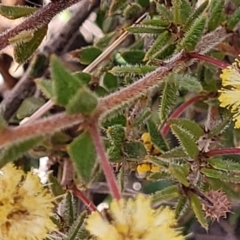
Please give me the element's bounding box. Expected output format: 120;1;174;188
206;148;240;157
70;185;97;212
188;52;229;69
0;112;83;148
89;122;121;200
97;52;185;117
0;0;81;51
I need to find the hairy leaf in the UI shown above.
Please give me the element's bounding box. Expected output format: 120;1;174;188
144;31;173;61
183;0;208;31
66;87;98;114
169;164;190;186
156;3;172;22
66;211;88;240
171;124;199;159
103;72;118;91
68;131;96;184
189;192;208;230
78;47;102;65
48;172;65;203
0;136;42;168
201;168;240;183
175;196;189;220
16;97;45;120
35;79;54;99
151;185;180;204
126;25;167;34
159;74;179;122
146;120;168;152
227;7;240;30
0;5;37;19
207;0;224;31
168;118;204;141
110;65;156;77
208;158;240;172
180;16;206;51
51;55;83;107
13;26;48;64
121;50;145;64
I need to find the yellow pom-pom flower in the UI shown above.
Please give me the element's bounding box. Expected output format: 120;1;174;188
86;194;184;240
218;59;240;128
0;163;56;240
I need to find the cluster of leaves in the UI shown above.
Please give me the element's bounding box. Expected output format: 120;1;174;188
1;0;240;238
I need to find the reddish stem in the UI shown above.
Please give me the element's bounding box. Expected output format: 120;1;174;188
161;95;209;136
70;185;97;212
188;52;229;69
89;122;121;200
206;148;240;157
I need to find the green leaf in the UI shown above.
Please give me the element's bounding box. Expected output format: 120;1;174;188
159;74;179;122
13;25;48;64
178;74;203;92
183;0;209;31
35;79;54;99
168;118;204;141
227;7;240;30
144;31;173;61
110;65;156;77
175;196;189;220
72;72;91;85
146;120;168;152
0;5;37;19
123;3;142;20
51;55;83;107
207;0;224;31
66;211;88;240
16;97;45;120
94;32;115;49
123;141;147;159
67;131;96;184
103;72;118;91
153;43;176;60
108;146;122;162
48;172;65;203
180;16;206;51
169;164;190;186
134;108;151;126
126;25;167;34
208;158;240;172
109;0;126;15
63;192;77;226
66;87;98;114
137;0;149;8
0;136;42;168
107;125;125;147
178;0;192;25
156;3;172;22
78;47;102;65
170;124;199;159
201;168;240;183
121;50;145;64
0;116;7;132
159;146;188;160
141;19;169;28
151;185;180;204
172;0;180;25
189;192;208;230
173;0;192;25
